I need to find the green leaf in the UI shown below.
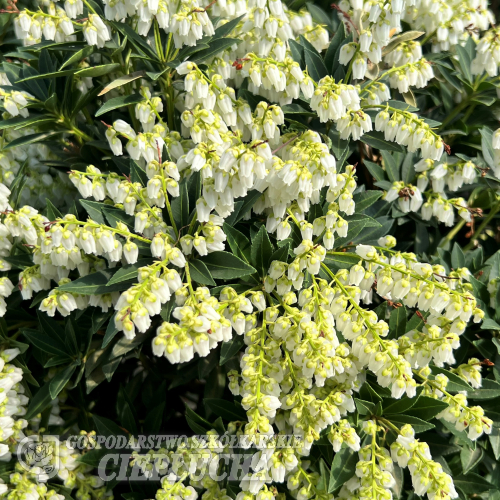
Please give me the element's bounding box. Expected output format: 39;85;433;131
436;61;463;92
364;160;386;182
281;104;316;116
234;190;262;223
189;260;216;286
472;95;496;106
185;404;212;434
130;160;148;185
118;399;137;435
65;319;79;356
99;70;145;96
37;311;66;343
304;48;328;81
406;311;428;333
198;350;218;379
169;361;198;389
453;473;493;494
387;100;418;112
76;448;109;467
441;419;474;448
93;414;127;437
382;395;419;414
144;402;165;434
3;131;63;150
44;355;72;368
392;464;404;499
146;68;171;80
328;446;357;492
160;297;175;322
270;243;290;265
91;310;110;338
289;39;305;68
79;199;107;224
49;362;77;399
57;271;133;295
352;216;393;245
75;63;121;78
16;68;80;82
204;398;246;421
220;334;244;365
481;318;500;331
299;35;328;81
95;94;145;117
306;2;335;32
223;223;251;263
359;382;383;403
201;252;256;279
431;366;472;392
362;132;405;153
385;414;435;433
381;151;400;182
460;446;483;474
3;254;33;270
480;127;496;171
0;116;39;131
22;329;71;358
102;357;121;383
110;332;149;359
324;24;345;74
110;21;158;60
355;398;376;415
25;382;52;420
45;199;62;220
406;396;448;420
353;190;383;212
251;225;274;277
455;44;473;84
388;305;407;340
190;38;242;64
382;31;425;56
106;259;154;285
401;152;416;184
59;45;94;70
469;275;490;304
323;252;360;270
212;14;245;38
102;205;134;229
467;379;500;400
451;243;466;269
334;214;381;248
171;180;189;227
489;426;500;460
2;50;38;61
7;158;28;210
317;458;331;492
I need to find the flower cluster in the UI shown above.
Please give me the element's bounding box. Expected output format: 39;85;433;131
404;0;492;53
383;172;474;225
152;283;234;362
14;6;76;45
4;431;111;500
240;55;314;105
491;127;500;177
336;0;407;79
374;108;444;160
390;424;458;500
0;348;27;461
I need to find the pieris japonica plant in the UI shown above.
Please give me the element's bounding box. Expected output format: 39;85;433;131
1;0;500;498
